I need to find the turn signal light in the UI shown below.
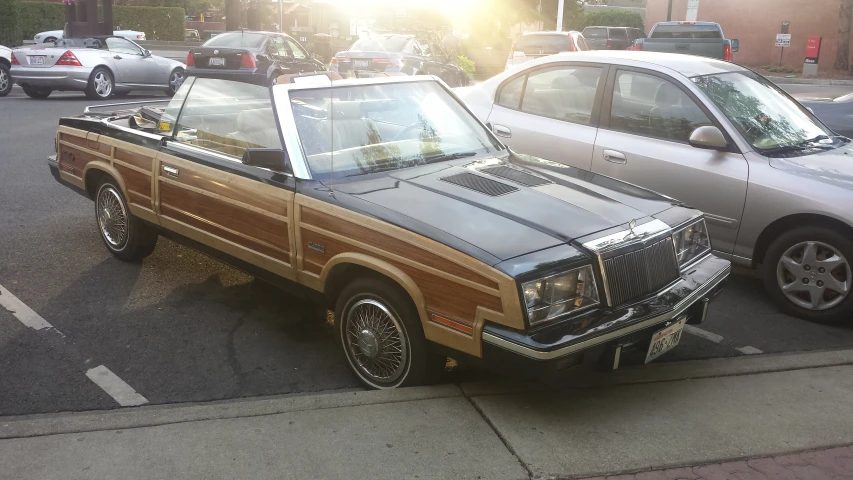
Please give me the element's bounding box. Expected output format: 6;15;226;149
606;39;612;48
56;51;82;66
240;53;257;68
10;52;19;65
723;44;733;62
186;52;195;66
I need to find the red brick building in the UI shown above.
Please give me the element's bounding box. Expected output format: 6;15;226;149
645;0;852;73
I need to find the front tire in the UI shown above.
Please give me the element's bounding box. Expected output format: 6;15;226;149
335;276;445;389
762;226;853;324
85;67;114;99
0;64;12;97
164;68;184;96
95;178;158;262
22;85;52;99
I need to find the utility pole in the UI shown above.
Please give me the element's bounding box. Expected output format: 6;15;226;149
556;0;564;31
666;0;673;21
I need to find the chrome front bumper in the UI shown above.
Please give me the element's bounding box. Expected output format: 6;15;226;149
482;254;731;362
12;66;92;90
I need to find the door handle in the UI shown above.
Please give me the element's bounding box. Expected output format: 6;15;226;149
113;55;122;60
162;165;179;177
603;149;627;164
492;124;512;138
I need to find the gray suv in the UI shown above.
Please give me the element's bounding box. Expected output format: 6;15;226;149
582;26;645;50
459;51;853;323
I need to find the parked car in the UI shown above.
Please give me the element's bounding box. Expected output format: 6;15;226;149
799;93;853;139
581;26;644;50
458;51;853;323
185;29;201;42
0;45;11;97
47;74;729;387
186;30;326;86
11;36;185;99
329;34;469;86
506;31;589;71
633;21;738;62
34;29;146;44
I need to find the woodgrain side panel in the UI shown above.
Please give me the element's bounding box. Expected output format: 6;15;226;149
60;133;112;157
58;144;100;178
301;206;499;289
114;164;151;208
115;148;154;171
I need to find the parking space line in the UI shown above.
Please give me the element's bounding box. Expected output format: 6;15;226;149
737;346;764;355
0;284;54;331
683;325;724;343
86;365;149;407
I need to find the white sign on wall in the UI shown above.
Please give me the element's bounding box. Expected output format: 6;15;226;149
776;33;791;47
686;0;700;21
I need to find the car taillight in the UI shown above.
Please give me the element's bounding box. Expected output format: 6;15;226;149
137;34;144;39
241;53;257;68
606;39;612;48
10;52;19;65
186;52;195;66
56;51;82;66
723;44;733;62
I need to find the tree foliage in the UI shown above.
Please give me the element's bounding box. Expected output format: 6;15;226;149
0;0;22;46
571;9;644;30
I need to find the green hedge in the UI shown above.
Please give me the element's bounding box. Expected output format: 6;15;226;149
0;0;22;46
572;10;645;31
14;2;185;42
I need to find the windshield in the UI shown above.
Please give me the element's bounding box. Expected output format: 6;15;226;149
289;81;504;179
693;71;836;154
651;25;722;39
348;36;411;52
203;32;266;49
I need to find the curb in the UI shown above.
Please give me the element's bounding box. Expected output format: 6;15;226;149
766;75;853;86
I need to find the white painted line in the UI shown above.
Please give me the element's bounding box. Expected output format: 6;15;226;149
0;284;54;330
86;365;149;407
684;324;724;344
737;346;764;355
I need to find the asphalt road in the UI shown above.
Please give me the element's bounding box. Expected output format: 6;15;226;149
1;83;853;417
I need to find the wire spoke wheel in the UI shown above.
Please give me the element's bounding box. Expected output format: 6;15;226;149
97;186;128;249
777;240;851;311
344;298;409;386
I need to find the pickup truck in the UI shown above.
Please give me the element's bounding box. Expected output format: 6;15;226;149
632;21;738;62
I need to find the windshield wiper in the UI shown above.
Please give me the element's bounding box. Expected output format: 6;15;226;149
422;151;478;163
798;134;835;148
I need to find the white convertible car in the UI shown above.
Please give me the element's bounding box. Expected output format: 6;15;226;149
34;29;146;44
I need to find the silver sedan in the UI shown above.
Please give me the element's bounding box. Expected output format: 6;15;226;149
459;51;853;324
11;35;185;99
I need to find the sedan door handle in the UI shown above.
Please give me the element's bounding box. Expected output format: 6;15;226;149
492;124;512;138
113;55;122;60
603;149;627;164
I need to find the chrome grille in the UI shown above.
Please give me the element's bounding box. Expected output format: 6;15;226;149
602;237;680;306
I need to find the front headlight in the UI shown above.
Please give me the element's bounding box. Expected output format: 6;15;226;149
672;218;711;267
522;265;599;326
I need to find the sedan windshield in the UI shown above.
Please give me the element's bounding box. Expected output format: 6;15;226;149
348;36;411;52
693;71;836;155
289;81;504;179
203;32;266;49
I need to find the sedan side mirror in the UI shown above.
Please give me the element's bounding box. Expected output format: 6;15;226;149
143;49;151;57
241;148;291;173
689;126;728;150
731;39;739;52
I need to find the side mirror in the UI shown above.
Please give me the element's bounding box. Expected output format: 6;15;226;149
689;126;728;150
731;39;739;52
143;49;151;57
241;148;290;172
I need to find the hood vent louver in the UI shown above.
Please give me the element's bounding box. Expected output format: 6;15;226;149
479;165;553;187
439;172;519;197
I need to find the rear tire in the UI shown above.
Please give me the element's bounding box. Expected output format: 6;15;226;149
164;68;184;96
95;177;158;262
22;85;52;99
335;276;445;389
85;67;114;99
0;64;12;97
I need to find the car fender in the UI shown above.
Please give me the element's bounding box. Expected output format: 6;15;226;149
81;162;131;204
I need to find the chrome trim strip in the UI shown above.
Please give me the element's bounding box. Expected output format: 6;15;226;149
84;99;169;114
482;264;731;361
704;213;739;229
271;85;315;180
582;219;671;254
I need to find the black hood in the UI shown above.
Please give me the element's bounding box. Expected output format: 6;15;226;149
329;154;681;265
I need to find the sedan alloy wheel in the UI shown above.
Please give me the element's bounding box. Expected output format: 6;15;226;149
776;241;851;311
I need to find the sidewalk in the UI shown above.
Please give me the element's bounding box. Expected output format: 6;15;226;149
3;349;853;480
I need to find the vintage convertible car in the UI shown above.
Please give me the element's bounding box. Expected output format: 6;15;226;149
48;74;730;388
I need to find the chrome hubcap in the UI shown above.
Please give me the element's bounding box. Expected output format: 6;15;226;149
0;69;8;91
170;71;184;92
777;241;851;310
97;186;127;249
344;299;408;385
94;72;112;97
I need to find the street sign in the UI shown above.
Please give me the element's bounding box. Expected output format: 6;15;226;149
805;36;822;64
686;0;700;22
775;33;791;47
781;21;790;34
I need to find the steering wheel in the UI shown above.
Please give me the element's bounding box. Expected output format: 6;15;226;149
392;122;425;141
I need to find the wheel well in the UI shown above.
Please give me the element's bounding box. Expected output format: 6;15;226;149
324;262;411;309
84;169;107;199
752;213;853;267
0;58;9;69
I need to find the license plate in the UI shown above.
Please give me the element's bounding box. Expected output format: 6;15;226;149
353;59;370;69
645;317;686;363
208;57;225;66
30;56;45;65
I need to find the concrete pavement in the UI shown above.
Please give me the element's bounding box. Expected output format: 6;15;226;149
4;349;853;480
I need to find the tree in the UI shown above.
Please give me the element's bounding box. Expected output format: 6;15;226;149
835;0;852;70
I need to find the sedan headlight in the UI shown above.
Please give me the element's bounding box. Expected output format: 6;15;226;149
672;218;711;267
522;265;599;326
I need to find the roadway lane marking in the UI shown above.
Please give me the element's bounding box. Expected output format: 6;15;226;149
683;324;723;343
86;365;149;407
0;284;54;331
737;346;764;355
